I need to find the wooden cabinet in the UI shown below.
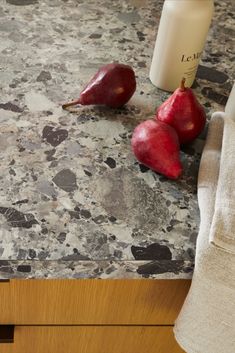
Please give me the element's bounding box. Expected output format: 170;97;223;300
0;326;184;353
0;279;190;352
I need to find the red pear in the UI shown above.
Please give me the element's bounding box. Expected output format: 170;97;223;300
131;119;182;179
62;63;136;109
156;78;206;144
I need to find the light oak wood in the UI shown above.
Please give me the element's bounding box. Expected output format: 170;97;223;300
0;279;190;325
0;326;185;353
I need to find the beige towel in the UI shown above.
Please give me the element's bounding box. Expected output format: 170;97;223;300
174;112;235;353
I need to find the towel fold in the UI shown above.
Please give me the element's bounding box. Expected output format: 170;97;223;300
174;112;235;353
209;114;235;253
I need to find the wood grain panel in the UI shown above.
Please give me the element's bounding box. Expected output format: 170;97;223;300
0;279;190;325
0;326;185;353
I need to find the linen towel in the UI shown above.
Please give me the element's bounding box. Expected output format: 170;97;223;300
174;112;235;353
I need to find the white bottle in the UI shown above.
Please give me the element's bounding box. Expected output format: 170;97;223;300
149;0;214;92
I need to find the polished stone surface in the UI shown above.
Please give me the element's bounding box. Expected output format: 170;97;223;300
0;0;234;278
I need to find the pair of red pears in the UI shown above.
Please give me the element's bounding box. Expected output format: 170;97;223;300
132;79;206;179
62;63;206;180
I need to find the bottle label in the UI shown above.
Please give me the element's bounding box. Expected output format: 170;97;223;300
181;52;202;63
180;51;202;79
183;64;198;79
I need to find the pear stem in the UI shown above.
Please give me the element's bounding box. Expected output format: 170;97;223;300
180;78;186;91
62;98;82;110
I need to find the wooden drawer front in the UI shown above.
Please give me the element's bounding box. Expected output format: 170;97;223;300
0;326;185;353
0;279;190;325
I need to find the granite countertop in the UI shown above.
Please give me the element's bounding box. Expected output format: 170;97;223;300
0;0;234;279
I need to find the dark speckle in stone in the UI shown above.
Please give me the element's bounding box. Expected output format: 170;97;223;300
12;199;28;205
38;251;49;260
0;261;10;266
0;207;38;228
196;65;228;83
49;161;58;168
7;0;37;4
31;174;38;181
9;168;16;176
201;87;228;106
93;267;101;274
109;216;117;223
18;146;25;152
44;149;56;161
9;159;15;165
61;253;90;260
104;157;116;169
0;267;14;273
36;70;52;82
17;249;27;259
118;38;132;44
9;83;17;88
41;227;48;234
137;61;146;68
204;102;211;108
92;215;106;224
186;247;195;260
105;266;116;275
89;33;102;39
17;265;31;273
84;170;92;177
113;250;122;259
57;232;66;243
191;80;200;89
183;265;194;273
228;12;235;18
68;210;80;219
170;219;181;227
109;28;123;34
0;102;23;112
136;31;145;41
98;234;107;245
166;225;173;232
29;249;36;258
137;260;184;275
52;169;77;192
42;126;68;147
138;163;150;173
131;243;172;261
77;113;96;123
80;209;91;219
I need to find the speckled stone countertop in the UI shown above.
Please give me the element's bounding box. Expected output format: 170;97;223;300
0;0;234;279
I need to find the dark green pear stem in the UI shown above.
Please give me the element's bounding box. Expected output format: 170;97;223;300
62;98;82;110
180;77;186;91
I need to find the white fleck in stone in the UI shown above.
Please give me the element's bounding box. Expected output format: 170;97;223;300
0;122;18;133
73;190;87;204
37;180;58;197
59;197;74;210
139;172;156;188
80;120;125;142
0;111;17;122
25;91;57;112
16;120;32;128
